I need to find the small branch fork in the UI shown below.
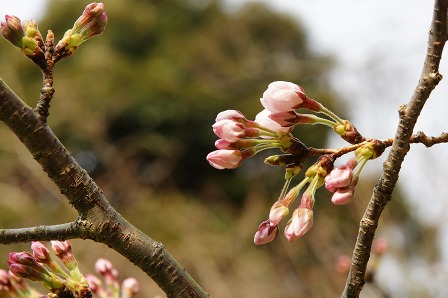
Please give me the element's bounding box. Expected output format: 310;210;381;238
0;79;209;298
342;0;448;297
34;30;56;123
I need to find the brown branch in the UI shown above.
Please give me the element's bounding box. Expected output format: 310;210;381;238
0;221;87;243
0;78;209;298
342;1;448;297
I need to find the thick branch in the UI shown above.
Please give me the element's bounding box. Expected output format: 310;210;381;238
0;79;209;298
342;1;448;297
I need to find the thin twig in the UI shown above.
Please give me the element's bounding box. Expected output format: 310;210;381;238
0;221;87;243
342;1;448;297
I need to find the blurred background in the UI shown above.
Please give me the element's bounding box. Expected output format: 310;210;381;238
0;0;447;297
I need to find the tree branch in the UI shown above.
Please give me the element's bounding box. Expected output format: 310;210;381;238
0;221;87;243
0;78;209;298
342;0;448;297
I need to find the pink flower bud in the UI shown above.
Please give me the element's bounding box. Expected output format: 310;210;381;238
373;237;388;256
336;255;351;274
268;201;289;226
7;252;53;284
51;240;78;271
214;139;233;149
331;187;354;205
260;81;307;113
284;208;313;242
206;150;243;169
254;109;291;133
267;111;300;127
85;274;102;294
0;269;13;290
254;220;279;245
212;119;246;142
121;277;139;298
215;110;246;122
95;258;113;276
53;3;108;60
324;166;353;192
0;15;25;48
72;3;107;39
31;242;52;264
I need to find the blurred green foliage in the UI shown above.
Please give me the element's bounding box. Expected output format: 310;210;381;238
0;0;432;297
33;0;337;206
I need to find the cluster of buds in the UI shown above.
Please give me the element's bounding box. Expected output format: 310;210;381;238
2;241;139;298
6;241;91;297
0;3;107;69
207;81;384;244
0;15;46;68
85;258;139;298
53;2;108;61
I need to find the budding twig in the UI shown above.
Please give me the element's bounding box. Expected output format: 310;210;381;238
342;1;448;297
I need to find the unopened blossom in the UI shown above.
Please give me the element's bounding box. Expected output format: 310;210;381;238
260;81;307;113
373;237;388;256
254;109;291;133
85;274;105;296
324;166;354;192
7;252;63;291
212;119;246;142
254;220;279;245
215;110;247;122
284;208;313;242
54;2;108;59
331;187;355;205
121;277;139;298
95;258;119;295
206;150;243;169
214;139;233;150
0;269;13;294
0;15;24;47
325;159;358;205
336;255;351;274
31;242;52;264
268;201;289;227
51;241;78;272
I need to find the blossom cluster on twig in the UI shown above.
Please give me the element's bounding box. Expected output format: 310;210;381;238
207;81;386;244
1;241;139;298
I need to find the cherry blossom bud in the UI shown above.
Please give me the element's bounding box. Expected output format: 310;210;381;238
206;150;243;169
254;220;279;245
215;110;246;122
373;237;388;256
212;119;246;142
324;166;354;192
86;274;106;296
268;201;289;226
51;241;78;272
255;109;291;133
95;259;119;295
7;252;63;290
31;241;52;264
331;187;354;205
284;208;313;242
260;81;307;113
121;277;139;298
267;111;300;127
0;15;24;47
0;269;13;293
53;3;108;60
72;3;108;39
336;255;351;274
214;139;233;149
